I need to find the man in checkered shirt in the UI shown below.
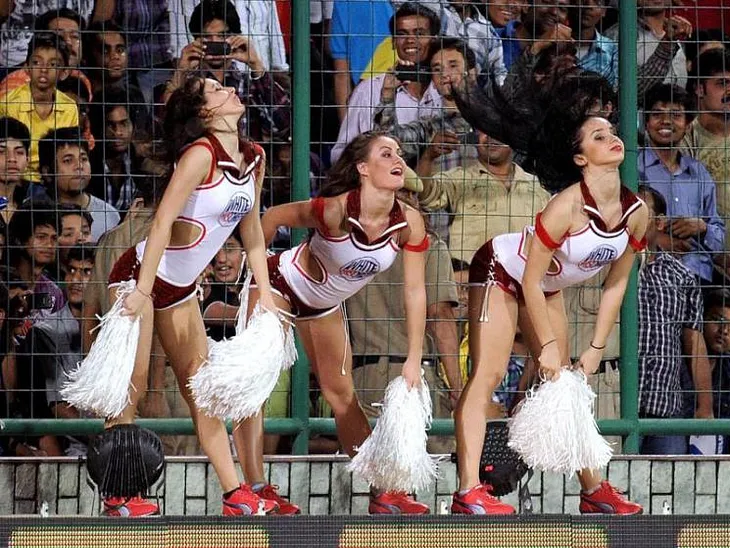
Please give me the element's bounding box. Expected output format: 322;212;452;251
637;185;714;455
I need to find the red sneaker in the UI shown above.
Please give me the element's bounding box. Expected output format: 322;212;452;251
451;484;516;515
222;484;279;516
579;481;643;515
255;484;301;515
369;491;430;515
103;496;160;517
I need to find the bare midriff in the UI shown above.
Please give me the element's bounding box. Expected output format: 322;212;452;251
169;220;204;249
297;244;326;283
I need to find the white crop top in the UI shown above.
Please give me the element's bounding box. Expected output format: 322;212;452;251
136;135;260;287
492;182;646;293
278;190;409;310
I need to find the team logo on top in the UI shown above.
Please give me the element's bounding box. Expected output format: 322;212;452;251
340;257;381;280
578;245;618;271
219;192;253;226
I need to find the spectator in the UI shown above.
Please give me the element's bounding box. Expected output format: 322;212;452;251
605;0;691;90
81;21;145;105
439;0;508;87
639;83;724;283
0;8;93;101
330;2;442;163
164;0;291;142
171;0;290;84
567;1;618;87
7;201;64;316
0;117;30;223
57;74;96;152
681;48;730;276
0;33;79;182
0;1;99;68
417;130;549;263
56;204;92;264
82;179;154;330
330;0;395;121
31;245;95;455
637;185;713;456
88;87;150;212
685;28;725;76
38;127;120;242
487;1;526;30
347;234;461;453
497;0;573;70
93;0;173;103
704;290;730;423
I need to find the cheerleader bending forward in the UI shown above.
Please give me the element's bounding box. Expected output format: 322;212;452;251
233;131;432;515
101;77;281;517
451;109;648;514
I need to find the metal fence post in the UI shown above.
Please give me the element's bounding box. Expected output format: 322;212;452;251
290;0;312;455
617;0;641;454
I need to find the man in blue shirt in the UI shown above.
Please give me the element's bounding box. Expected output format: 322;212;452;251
638;83;724;283
568;0;618;87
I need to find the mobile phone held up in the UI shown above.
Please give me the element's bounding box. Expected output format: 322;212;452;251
204;40;232;57
459;131;480;146
394;62;432;86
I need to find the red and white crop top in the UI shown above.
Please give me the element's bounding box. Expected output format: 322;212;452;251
278;189;427;310
492;181;646;293
136;134;260;287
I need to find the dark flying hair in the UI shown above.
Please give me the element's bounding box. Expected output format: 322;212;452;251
454;64;616;192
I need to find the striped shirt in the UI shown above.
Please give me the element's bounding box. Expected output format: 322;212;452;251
639;253;703;417
115;0;172;69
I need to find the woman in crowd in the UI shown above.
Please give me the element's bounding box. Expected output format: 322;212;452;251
232;130;432;515
450;74;647;515
103;76;280;517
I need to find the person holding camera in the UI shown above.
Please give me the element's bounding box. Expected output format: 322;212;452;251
330;2;442;164
162;0;290;142
7;202;64;321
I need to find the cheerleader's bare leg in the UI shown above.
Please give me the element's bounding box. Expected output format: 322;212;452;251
517;292;641;515
154;297;240;492
452;284;518;516
296;308;370;457
105;286;155;427
297;307;429;514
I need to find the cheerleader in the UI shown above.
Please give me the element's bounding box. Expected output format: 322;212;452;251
450;75;647;515
101;77;280;516
233;131;432;515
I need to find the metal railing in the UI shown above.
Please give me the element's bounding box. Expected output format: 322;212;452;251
4;1;730;455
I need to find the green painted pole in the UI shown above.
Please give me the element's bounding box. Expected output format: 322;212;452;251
290;0;312;455
6;417;730;437
617;0;641;454
0;418;304;436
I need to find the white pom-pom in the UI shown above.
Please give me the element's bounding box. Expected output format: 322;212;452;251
508;369;612;476
348;375;439;493
61;279;140;419
189;304;297;422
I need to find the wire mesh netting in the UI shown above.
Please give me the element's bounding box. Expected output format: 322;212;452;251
0;0;729;521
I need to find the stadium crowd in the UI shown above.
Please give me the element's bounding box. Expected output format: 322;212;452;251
0;0;729;460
